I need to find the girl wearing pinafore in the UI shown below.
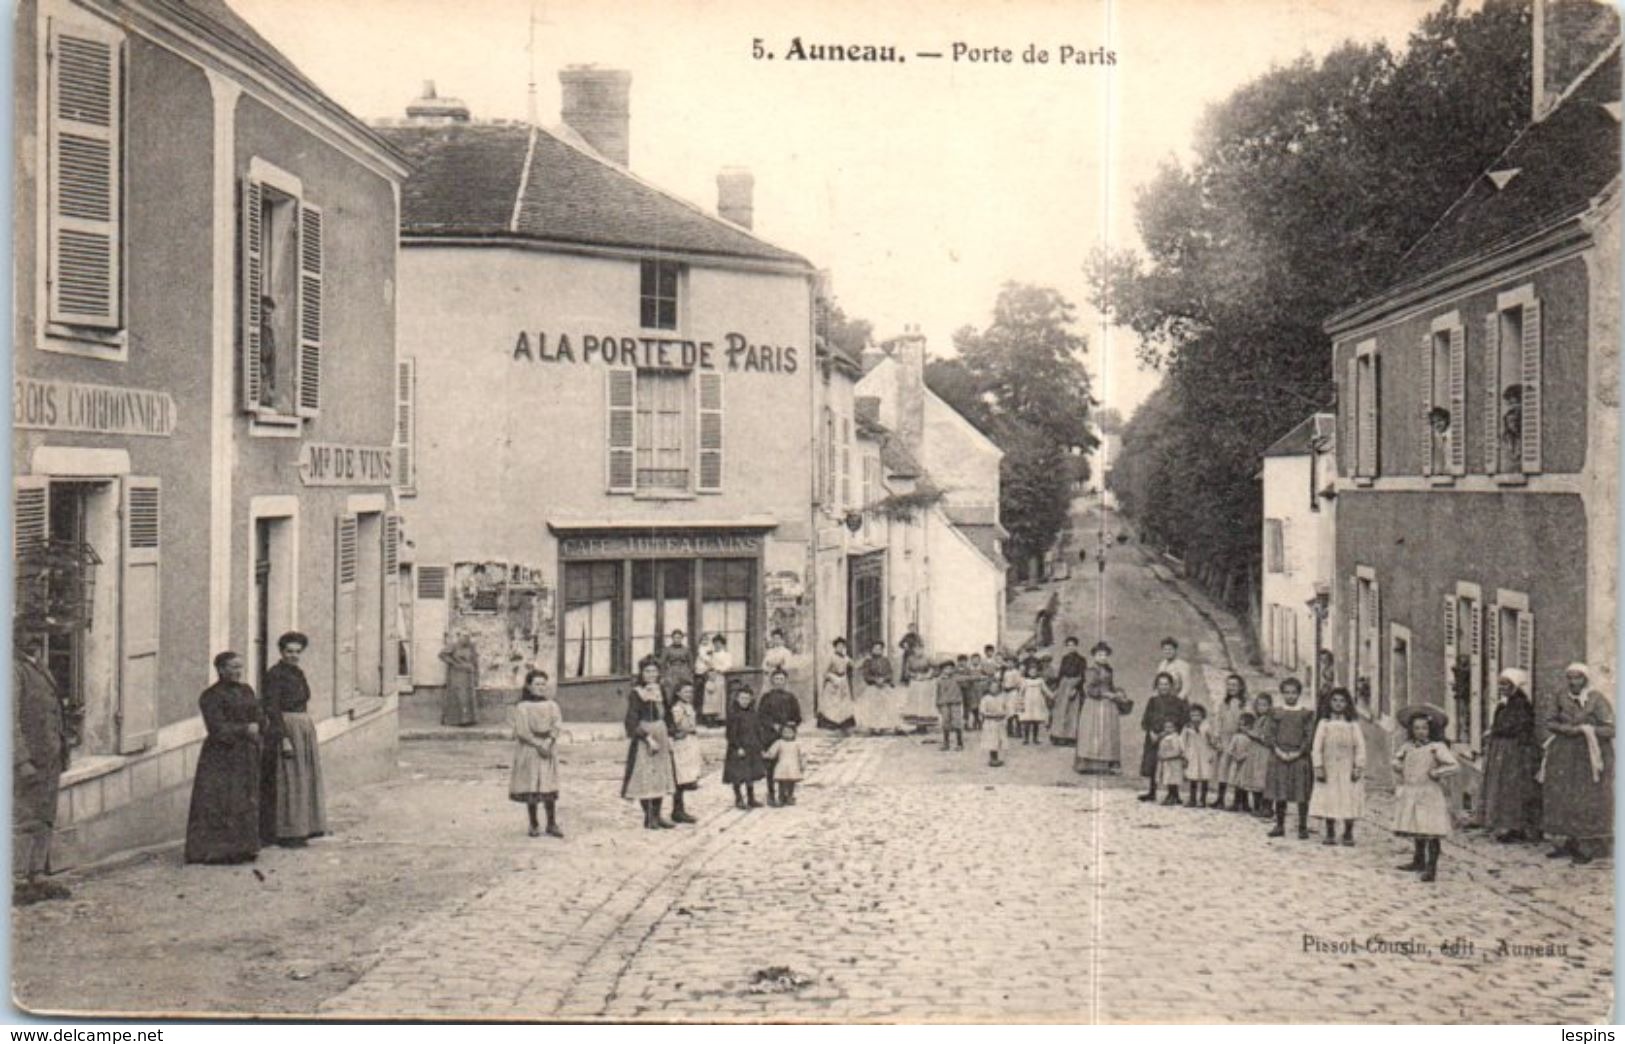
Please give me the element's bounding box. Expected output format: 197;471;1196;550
1223;713;1255;812
510;669;563;838
622;659;677;830
1156;721;1187;804
1242;694;1274;817
1211;675;1248;811
763;724;804;805
1392;704;1458;882
1017;660;1052;746
980;689;1010;766
1180;704;1217;808
668;682;703;825
1308;687;1366;847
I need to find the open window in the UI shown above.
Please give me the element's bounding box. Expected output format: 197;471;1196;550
1484;286;1541;478
242;159;322;426
1422;314;1465;479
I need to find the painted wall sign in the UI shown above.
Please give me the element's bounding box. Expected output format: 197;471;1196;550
14;377;176;437
512;331;798;374
299;442;395;486
559;533;762;559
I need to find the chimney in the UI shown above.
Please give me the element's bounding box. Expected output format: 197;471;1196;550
404;80;471;124
717;167;755;229
1532;0;1620;121
890;325;928;459
559;66;632;166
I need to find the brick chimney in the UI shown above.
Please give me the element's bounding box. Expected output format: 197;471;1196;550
404;80;471;124
559;66;632;166
717;167;755;229
1533;0;1620;121
888;325;928;459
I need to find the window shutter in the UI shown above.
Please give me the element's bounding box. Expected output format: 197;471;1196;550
47;22;122;329
334;514;358;715
1484;312;1501;474
1343;357;1357;477
383;513;401;695
14;478;49;557
841;416;853;509
1443;594;1457;670
1346;576;1359;687
1420;332;1434;477
1516;610;1535;677
1485;601;1500;681
697;371;723;492
395;358;416;492
241;178;264;411
1520;299;1542;474
607;369;636;492
1360;356;1379;477
417;565;447;600
1368;579;1382;713
1448;326;1466;475
118;477;160;753
1468;597;1484;749
295;203;323;418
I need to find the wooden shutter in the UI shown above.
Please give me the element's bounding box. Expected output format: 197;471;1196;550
1368;578;1383;714
1448;325;1466;475
1516;610;1535;676
1346;575;1359;687
1485;601;1500;682
118;477;160;753
1343;357;1358;477
14;478;49;557
295;203;323;417
607;369;636;492
1520;299;1542;474
417;566;447;600
1359;356;1379;477
1467;596;1484;749
697;371;723;492
334;514;358;715
241;178;264;410
1443;595;1460;737
383;513;401;694
1484;312;1501;474
395;358;416;491
47;21;122;329
1420;331;1434;477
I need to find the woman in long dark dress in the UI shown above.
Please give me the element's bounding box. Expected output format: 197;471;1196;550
1541;663;1614;864
1481;668;1541;843
186;652;265;865
1137;672;1188;801
259;631;327;847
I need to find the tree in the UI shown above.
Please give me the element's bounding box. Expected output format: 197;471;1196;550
1094;407;1125;435
1090;0;1536;606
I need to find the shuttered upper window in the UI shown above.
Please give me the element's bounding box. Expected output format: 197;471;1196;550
241;159;322;422
395;358;417;494
1353;342;1379;480
45;16;124;340
1484;286;1542;477
605;368;725;494
1422;314;1466;479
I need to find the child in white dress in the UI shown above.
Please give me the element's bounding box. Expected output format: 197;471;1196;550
510;669;563;838
1392;704;1458;882
1157;720;1186;805
763;724;805;805
668;682;703;825
1017;660;1052;746
1180;704;1217;809
980;689;1010;766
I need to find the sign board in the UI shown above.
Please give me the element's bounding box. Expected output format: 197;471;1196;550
558;533;762;559
299;443;394;487
14;377;176;437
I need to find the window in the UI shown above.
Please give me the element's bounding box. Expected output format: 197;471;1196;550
1350;341;1379;480
701;558;755;663
823;406;837;508
606;369;724;494
45;15;124;340
1390;624;1412;717
639;260;680;330
1350;567;1382;715
1486;590;1535;710
1422;315;1465;478
563;561;621;679
1485;287;1542;476
242;160;322;421
1264;519;1285;573
631;559;691;668
1444;583;1484;748
395;358;416;495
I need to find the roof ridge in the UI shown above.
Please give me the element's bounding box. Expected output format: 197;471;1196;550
526;122;811;264
511;125;539;233
1539;37;1623;123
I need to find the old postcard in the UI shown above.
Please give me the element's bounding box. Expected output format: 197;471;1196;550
9;0;1618;1024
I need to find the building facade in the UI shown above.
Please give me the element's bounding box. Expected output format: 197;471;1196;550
1325;21;1619;805
378;77;819;721
13;0;406;866
1258;413;1336;693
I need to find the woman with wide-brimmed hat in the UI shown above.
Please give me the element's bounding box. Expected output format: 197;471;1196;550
1481;668;1542;844
1539;663;1614;865
1392;702;1457;882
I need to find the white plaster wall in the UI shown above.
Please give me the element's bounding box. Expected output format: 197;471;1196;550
925;507;1002;655
1262;452;1331;679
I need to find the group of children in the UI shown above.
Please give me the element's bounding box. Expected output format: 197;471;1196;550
915;652;1057;765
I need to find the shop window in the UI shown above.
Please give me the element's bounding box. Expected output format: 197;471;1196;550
639;259;680;330
1484;287;1542;477
241;159;322;423
563;561;621;679
631;560;691;667
702;558;754;663
45;15;125;344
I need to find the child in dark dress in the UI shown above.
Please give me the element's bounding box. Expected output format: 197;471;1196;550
723;684;768;809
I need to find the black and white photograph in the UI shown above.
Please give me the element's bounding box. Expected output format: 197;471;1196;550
7;0;1620;1025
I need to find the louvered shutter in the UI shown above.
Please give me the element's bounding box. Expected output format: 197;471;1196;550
295;203;323;417
1485;602;1500;683
383;513;401;694
241;178;264;410
48;22;122;329
1346;576;1359;688
1343;358;1358;477
14;479;49;557
1484;312;1501;474
118;477;160;753
1467;597;1484;749
334;514;358;715
1443;595;1459;736
1421;332;1434;477
1448;326;1466;475
607;369;636;492
1520;299;1542;474
1368;579;1383;714
697;371;723;492
1359;357;1379;478
395;358;416;492
1516;610;1535;676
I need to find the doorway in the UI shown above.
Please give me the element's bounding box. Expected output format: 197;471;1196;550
848;553;885;655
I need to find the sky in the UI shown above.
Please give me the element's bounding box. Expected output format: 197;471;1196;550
234;0;1443;418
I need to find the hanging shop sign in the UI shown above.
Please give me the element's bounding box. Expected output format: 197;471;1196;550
299;443;394;486
14;377;176;437
511;330;798;374
558;532;762;560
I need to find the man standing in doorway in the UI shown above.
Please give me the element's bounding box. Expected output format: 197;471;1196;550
13;629;70;904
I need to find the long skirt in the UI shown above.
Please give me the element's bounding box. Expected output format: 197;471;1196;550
854;683;901;733
904;679;938;721
982;719;1007;755
1541;735;1614;841
442;667;478;726
704;672;730;720
671;735;704;788
510;738;561;799
1074;698;1122;773
819;676;855;727
270;712;327;840
1048;678;1082;744
1138;734;1161;779
1480;736;1540;834
1264;755;1314;804
622;726;677;801
186;737;262;864
1242;742;1271;792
